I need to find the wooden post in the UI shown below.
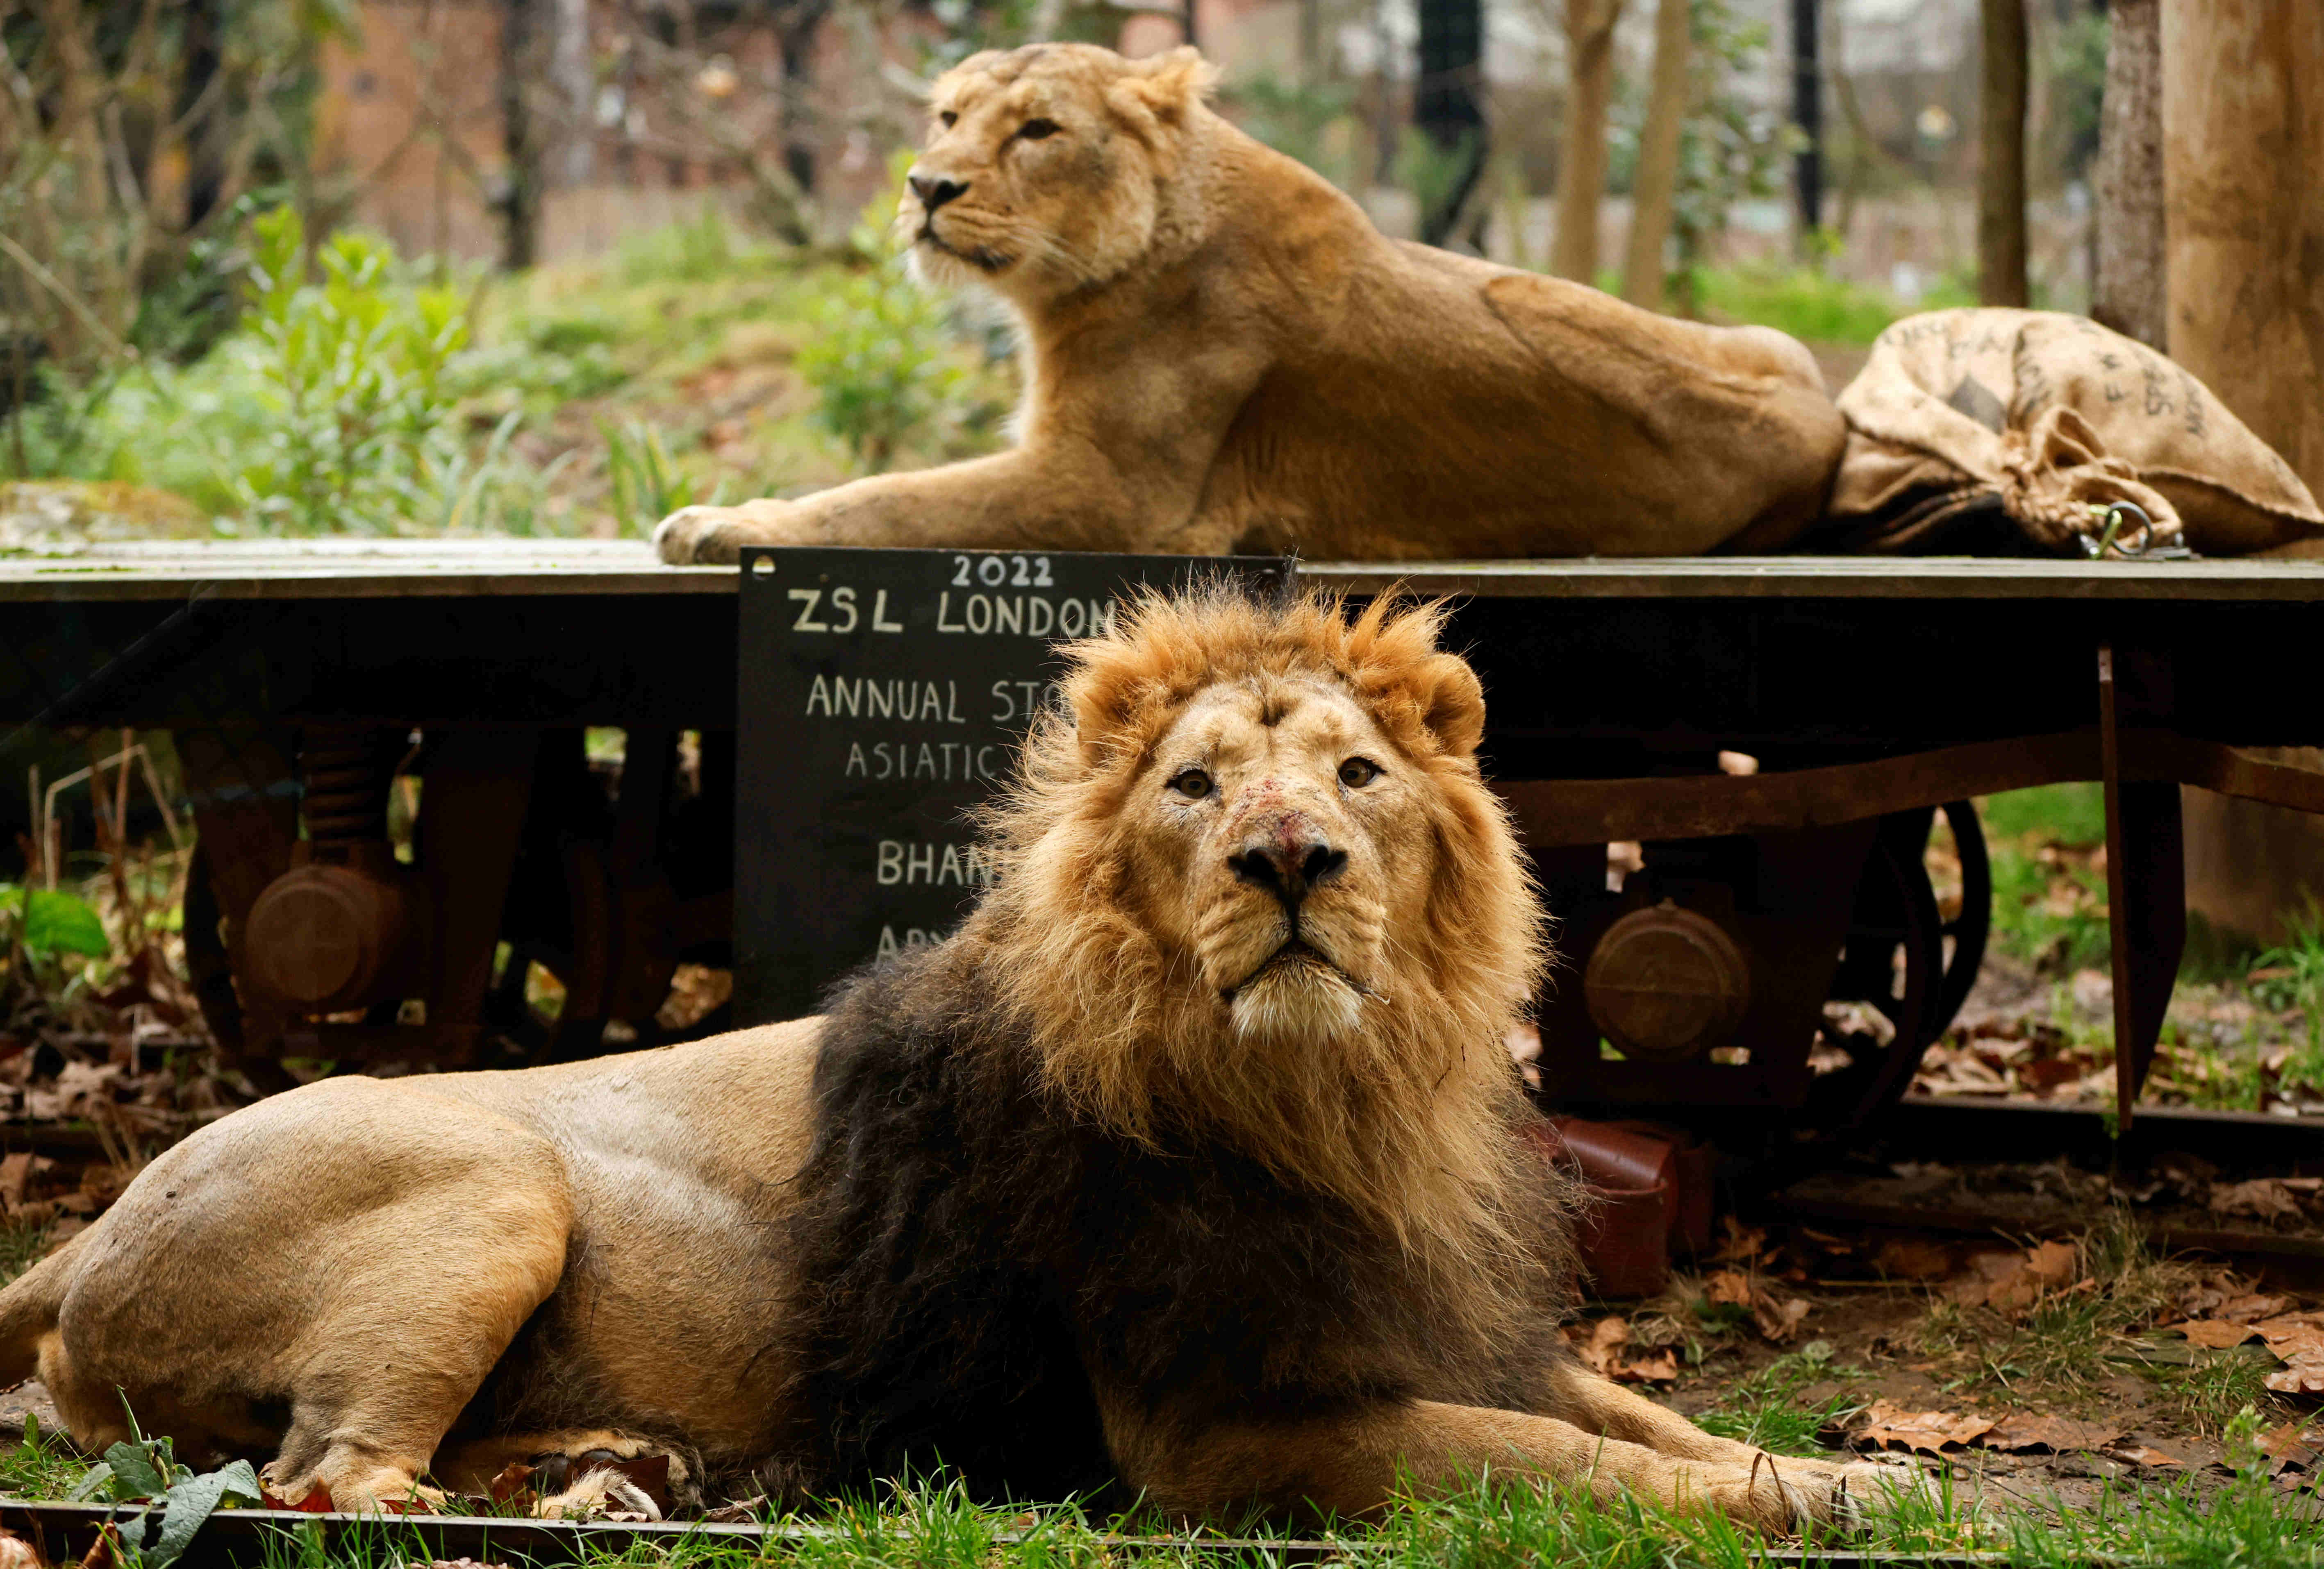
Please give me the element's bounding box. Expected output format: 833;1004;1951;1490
2092;0;2164;347
1976;0;2028;307
1620;0;1690;307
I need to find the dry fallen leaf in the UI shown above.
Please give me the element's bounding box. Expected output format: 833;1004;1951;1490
2210;1178;2306;1224
1705;1269;1754;1307
2267;1352;2324;1397
2220;1293;2293;1323
702;1496;769;1524
1854;1399;1997;1455
2105;1442;2183;1468
1612;1349;1679;1385
1754;1294;1811;1344
2177;1319;2264;1349
0;1530;43;1569
1943;1250;2026;1307
2261;1423;2322;1471
1570;1317;1629;1376
1946;1241;2078;1312
1872;1237;1957;1283
1978;1413;2124;1454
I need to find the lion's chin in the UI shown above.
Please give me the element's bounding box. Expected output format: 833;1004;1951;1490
915;227;1011;277
1228;945;1365;1044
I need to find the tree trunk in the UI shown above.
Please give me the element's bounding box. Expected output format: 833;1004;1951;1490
1552;0;1623;284
552;0;595;188
1976;0;2028;307
498;0;546;272
2091;0;2164;346
1414;0;1486;246
1791;0;1822;238
2167;0;2324;951
2163;0;2324;494
1620;0;1688;307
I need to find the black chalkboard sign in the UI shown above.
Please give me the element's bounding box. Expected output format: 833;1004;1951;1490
733;545;1291;1024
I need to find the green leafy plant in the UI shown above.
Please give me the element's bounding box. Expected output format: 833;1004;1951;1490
230;206;474;534
10;886;111;958
65;1407;265;1568
600;419;710;536
795;161;975;476
2254;903;2324;1068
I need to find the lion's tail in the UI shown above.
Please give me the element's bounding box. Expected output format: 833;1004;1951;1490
0;1227;89;1387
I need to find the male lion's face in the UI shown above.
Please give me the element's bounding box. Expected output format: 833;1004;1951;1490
901;45;1204;299
1114;676;1430;1047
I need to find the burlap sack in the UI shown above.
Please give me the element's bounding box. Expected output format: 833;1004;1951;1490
1820;308;2324;556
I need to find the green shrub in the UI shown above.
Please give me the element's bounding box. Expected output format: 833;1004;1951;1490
229;206;474;533
796;168;974;474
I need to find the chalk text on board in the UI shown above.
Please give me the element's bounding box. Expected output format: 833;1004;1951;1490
875;839;1000;887
878;925;945;958
786;585;907;634
846;740;1010;782
805;674;965;722
935;590;1118;638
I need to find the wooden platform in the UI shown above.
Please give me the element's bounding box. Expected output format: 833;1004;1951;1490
8;538;2324;602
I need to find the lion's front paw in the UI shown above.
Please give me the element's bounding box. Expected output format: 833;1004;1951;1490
652;499;810;564
1744;1456;1944;1536
523;1432;693;1520
1825;1459;1950;1530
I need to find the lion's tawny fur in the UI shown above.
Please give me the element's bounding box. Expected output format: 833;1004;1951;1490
0;588;1919;1532
971;592;1545;1262
653;43;1846;566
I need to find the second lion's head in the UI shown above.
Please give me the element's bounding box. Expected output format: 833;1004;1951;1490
899;44;1219;298
963;588;1548;1245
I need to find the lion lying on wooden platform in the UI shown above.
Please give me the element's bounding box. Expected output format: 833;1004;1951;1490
0;592;1915;1531
653;45;1842;566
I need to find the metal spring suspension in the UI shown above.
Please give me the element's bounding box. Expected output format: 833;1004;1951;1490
298;726;403;847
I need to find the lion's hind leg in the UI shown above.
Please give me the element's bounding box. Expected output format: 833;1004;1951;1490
255;1181;574;1513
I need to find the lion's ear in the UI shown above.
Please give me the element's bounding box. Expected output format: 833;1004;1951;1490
1119;46;1218;124
1408;654;1487;758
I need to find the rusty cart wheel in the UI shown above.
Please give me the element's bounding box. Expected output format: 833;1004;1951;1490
1927;798;1992;1041
182;842;240;1051
1819;828;1944;1123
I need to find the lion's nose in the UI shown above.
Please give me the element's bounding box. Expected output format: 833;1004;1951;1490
1227;823;1346;909
907;171;969;212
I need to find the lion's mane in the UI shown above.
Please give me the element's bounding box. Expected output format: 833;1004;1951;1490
775;592;1576;1505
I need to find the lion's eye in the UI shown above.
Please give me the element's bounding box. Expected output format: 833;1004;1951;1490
939;110;958;128
1169;768;1212;799
1018;118;1060;140
1338;757;1382;789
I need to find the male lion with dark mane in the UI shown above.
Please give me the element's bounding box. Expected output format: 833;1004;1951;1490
0;593;1909;1530
653;44;1843;566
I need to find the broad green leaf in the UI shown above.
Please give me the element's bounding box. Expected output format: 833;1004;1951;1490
148;1460;264;1568
23;889;109;957
66;1462;114;1502
103;1439;167;1499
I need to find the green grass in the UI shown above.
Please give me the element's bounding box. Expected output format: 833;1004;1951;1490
1694;1345;1862;1458
1981;784;2106;848
2158;1345;2283;1438
1;1436;2318;1568
0;1417;89;1501
0;1219;51;1287
1692;263;1976;348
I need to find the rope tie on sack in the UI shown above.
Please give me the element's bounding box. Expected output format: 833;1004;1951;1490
1996;405;2188;555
